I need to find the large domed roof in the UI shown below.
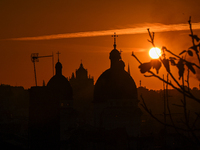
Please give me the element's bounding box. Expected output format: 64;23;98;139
94;34;138;103
94;68;137;103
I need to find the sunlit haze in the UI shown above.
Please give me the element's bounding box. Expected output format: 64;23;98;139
0;0;200;90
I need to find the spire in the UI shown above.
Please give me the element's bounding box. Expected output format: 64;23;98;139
55;51;62;75
79;60;84;69
128;63;130;75
80;59;83;66
56;51;61;62
112;32;118;49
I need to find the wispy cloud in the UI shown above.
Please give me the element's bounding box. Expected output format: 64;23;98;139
8;23;200;41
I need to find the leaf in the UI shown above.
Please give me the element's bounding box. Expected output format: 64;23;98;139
162;58;170;72
162;54;166;57
169;59;176;66
169;57;177;60
179;50;187;55
197;43;200;51
138;62;152;74
176;59;185;80
150;59;162;74
185;62;196;74
189;45;198;53
161;46;167;51
189;34;200;42
187;50;193;56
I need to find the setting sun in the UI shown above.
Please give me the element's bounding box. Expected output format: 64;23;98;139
149;47;161;59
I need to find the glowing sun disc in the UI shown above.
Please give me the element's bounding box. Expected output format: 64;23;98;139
149;47;161;59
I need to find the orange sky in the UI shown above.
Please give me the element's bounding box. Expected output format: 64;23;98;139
0;0;200;90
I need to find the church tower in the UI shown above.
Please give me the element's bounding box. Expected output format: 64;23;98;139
47;52;73;107
69;62;94;124
93;33;142;136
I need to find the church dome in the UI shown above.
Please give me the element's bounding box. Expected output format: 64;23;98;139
94;33;137;103
94;48;137;102
109;49;121;61
55;61;62;69
47;75;73;99
94;68;137;102
47;61;73;100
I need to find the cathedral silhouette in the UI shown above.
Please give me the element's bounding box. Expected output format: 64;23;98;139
94;33;142;136
28;33;141;149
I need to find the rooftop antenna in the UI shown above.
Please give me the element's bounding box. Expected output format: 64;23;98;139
31;53;54;86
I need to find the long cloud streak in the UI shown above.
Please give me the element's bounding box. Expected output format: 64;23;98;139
9;23;200;41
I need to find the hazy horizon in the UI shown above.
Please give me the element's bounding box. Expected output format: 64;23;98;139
1;0;200;90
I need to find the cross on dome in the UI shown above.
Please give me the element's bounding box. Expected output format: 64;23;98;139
56;51;61;62
112;32;118;49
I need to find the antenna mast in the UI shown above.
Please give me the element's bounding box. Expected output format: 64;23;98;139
31;53;54;86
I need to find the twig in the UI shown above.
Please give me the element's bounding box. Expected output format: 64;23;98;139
164;48;200;69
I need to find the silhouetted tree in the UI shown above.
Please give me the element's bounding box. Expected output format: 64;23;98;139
132;17;200;147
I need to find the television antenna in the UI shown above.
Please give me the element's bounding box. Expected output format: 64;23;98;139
31;53;54;86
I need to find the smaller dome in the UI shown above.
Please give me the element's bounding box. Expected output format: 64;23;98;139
47;75;73;100
56;61;62;69
109;49;121;61
55;61;62;75
47;60;73;100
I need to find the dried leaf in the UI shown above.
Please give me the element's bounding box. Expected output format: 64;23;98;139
187;50;193;56
161;46;167;51
185;62;196;74
169;57;177;60
176;59;185;80
189;34;200;42
198;43;200;51
150;59;162;74
162;54;166;57
169;59;176;66
179;50;187;55
189;45;198;53
138;62;152;74
162;58;170;72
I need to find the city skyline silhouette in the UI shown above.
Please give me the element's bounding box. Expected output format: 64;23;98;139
1;1;200;149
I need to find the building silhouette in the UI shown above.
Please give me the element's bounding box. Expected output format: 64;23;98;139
69;62;94;125
69;61;94;99
93;33;142;137
29;53;74;149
